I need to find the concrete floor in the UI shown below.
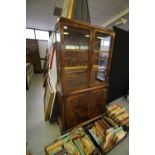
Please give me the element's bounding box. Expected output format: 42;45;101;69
26;74;129;155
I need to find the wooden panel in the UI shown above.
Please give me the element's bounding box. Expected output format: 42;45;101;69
64;72;87;92
66;93;89;129
63;84;108;96
64;50;88;67
57;93;66;130
26;39;42;73
58;18;114;35
56;41;62;85
57;88;107;131
88;88;107;119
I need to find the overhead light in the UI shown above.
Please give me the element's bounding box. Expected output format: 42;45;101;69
64;32;69;35
84;34;89;37
97;36;104;40
64;26;68;29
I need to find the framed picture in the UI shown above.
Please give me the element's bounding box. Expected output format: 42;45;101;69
99;52;109;67
96;70;106;81
61;0;75;19
44;79;55;121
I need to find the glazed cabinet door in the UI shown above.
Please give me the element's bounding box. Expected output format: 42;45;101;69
88;88;107;118
90;31;113;86
66;93;89;129
61;23;92;92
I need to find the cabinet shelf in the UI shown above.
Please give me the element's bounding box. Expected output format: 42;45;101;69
65;66;88;73
94;49;110;53
93;65;107;71
64;49;88;52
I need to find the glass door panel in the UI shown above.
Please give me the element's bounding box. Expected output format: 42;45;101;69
64;26;89;50
90;32;112;86
63;25;90;91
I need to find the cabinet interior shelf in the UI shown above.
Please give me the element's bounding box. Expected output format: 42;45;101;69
94;49;110;53
64;49;88;52
93;65;107;71
65;66;88;73
64;65;107;72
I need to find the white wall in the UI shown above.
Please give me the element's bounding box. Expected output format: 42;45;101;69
38;40;48;69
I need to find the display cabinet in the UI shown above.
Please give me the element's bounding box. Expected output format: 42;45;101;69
55;18;115;132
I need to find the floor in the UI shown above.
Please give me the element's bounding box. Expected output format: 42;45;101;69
26;74;129;155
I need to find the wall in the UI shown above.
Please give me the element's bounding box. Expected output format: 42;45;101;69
38;40;48;70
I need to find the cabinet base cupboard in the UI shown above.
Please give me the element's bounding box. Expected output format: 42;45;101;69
55;18;115;132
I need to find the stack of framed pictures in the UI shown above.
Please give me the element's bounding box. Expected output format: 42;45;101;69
44;31;57;121
44;79;55;121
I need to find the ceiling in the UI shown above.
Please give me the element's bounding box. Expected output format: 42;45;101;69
107;13;129;30
26;0;129;31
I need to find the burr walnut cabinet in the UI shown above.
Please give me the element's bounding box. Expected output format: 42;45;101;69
55;18;115;132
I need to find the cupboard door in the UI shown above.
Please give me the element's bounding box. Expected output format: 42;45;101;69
90;32;112;86
88;88;107;118
66;93;89;129
26;39;42;73
62;25;91;92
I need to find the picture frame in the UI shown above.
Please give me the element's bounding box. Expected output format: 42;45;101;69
61;0;75;19
98;52;109;67
43;78;54;121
